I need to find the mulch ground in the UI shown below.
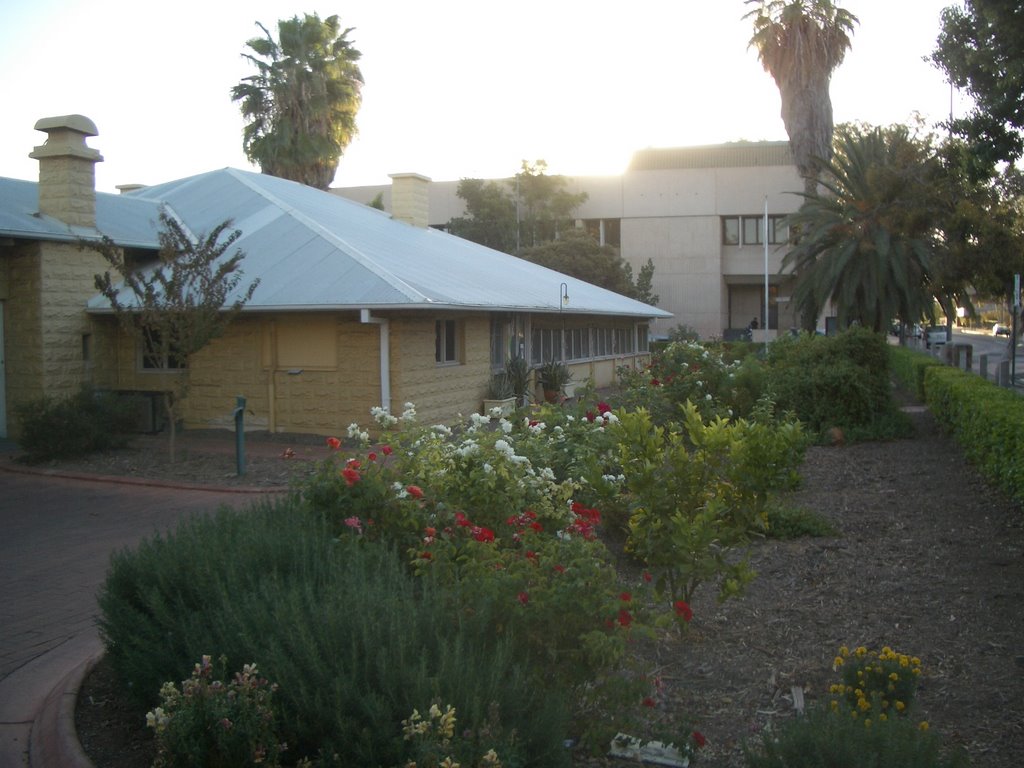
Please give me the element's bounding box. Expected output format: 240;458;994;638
69;395;1024;768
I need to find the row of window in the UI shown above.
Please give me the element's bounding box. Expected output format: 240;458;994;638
722;215;789;246
528;324;649;365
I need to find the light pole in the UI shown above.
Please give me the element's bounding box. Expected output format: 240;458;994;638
559;282;569;360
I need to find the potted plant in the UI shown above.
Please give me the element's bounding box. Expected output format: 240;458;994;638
536;359;572;403
483;371;516;418
504;356;533;407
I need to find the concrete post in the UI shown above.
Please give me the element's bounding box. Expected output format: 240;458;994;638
998;360;1011;387
979;353;989;380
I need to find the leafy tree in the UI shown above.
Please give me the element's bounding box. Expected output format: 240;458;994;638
931;0;1024;176
745;0;858;195
447;160;587;254
934;141;1024;322
782;125;943;333
632;258;660;306
520;229;657;301
232;13;363;190
515;160;589;249
447;177;518;252
92;209;260;461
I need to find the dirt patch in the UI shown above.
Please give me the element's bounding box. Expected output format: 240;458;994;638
71;404;1024;767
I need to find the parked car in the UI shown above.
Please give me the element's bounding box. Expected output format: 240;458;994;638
993;323;1011;337
925;326;949;349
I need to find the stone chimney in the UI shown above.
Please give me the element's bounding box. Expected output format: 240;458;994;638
29;114;103;227
388;172;431;228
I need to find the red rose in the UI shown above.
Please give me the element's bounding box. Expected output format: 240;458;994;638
674;600;693;622
326;437;341;450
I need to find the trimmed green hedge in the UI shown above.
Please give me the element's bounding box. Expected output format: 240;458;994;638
924;365;1024;504
889;346;943;403
890;344;1024;505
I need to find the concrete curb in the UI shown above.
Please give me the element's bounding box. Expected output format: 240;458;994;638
0;460;291;495
29;655;100;768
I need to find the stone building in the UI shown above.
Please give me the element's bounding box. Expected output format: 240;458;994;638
0;115;668;439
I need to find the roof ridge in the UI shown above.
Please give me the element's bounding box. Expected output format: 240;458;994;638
226;169;431;304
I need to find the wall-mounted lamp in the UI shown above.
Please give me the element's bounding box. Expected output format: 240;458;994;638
287;368;304;376
560;282;569;307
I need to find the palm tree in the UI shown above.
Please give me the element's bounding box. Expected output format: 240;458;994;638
745;0;858;196
782;126;942;333
232;13;363;190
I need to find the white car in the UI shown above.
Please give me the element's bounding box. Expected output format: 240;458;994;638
925;326;949;348
993;323;1011;337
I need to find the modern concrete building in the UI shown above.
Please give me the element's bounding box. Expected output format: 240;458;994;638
0;115;668;439
334;142;804;341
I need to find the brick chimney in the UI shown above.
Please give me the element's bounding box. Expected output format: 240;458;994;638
29;114;103;227
388;172;431;228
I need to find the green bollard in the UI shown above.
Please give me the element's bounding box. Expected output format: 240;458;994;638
234;395;246;476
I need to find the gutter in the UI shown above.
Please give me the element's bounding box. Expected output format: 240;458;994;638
360;309;392;412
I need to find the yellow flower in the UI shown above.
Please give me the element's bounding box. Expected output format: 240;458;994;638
895;701;906;712
879;713;888;722
919;721;930;731
839;645;850;657
833;656;845;668
855;646;867;657
889;672;899;681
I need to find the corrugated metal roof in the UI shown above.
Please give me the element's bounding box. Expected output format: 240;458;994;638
61;168;671;319
629;142;794;171
0;178;162;247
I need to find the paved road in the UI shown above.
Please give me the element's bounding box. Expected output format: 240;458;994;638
0;469;257;767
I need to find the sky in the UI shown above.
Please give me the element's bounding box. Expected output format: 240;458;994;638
0;0;971;194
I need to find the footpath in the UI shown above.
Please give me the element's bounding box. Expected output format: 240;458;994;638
0;436;287;768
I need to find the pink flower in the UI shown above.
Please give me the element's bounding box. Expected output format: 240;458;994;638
346;458;361;469
326;437;341;450
381;445;393;456
472;526;495;543
406;485;424;499
367;452;377;462
341;468;360;486
597;401;611;414
344;516;362;533
455;511;471;527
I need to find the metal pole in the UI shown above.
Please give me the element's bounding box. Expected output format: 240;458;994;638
764;196;769;353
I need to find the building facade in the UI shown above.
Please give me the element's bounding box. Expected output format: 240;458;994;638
335;142;804;341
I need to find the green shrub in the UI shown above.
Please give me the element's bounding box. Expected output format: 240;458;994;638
98;497;570;767
15;385;139;462
765;329;896;439
744;705;967;768
924;365;1024;504
147;656;285;768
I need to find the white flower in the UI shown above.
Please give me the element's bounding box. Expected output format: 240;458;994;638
483;463;494;473
705;394;713;401
346;423;370;443
528;421;546;435
401;403;417;422
493;439;515;458
604;412;619;424
499;418;513;434
540;467;556;481
432;424;453;437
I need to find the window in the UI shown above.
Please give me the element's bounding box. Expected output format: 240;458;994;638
722;215;790;246
722;216;740;245
566;327;590;361
490;316;506;369
530;327;563;365
435;319;460;364
613;328;634;355
582;218;622;248
637;324;650;353
141;330;185;370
